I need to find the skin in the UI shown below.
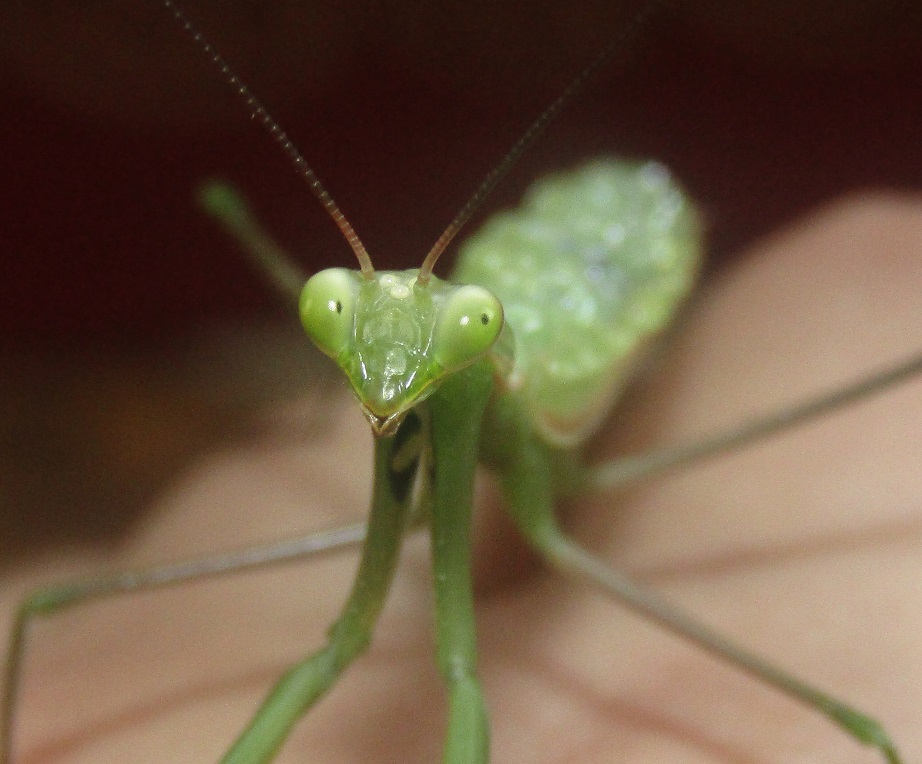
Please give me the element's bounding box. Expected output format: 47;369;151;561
1;190;920;763
0;0;919;760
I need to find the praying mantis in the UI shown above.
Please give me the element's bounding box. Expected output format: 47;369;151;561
1;0;920;760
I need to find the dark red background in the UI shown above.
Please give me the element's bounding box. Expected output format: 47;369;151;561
1;1;921;347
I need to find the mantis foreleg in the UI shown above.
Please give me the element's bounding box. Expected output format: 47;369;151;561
216;431;413;763
429;362;494;763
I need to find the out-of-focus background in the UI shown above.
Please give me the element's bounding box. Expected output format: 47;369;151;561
0;0;920;574
2;4;922;762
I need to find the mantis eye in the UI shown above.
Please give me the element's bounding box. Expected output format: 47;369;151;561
299;268;359;358
432;284;504;372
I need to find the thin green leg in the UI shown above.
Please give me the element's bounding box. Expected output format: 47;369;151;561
199;181;306;303
219;432;414;764
578;351;922;495
489;395;902;764
0;524;366;764
428;362;494;764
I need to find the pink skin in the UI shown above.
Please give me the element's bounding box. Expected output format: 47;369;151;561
2;191;921;763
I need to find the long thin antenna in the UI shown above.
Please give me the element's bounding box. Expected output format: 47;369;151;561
162;0;376;280
417;0;670;284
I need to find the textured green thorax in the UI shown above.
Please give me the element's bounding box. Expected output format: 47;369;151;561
452;159;701;446
302;159;700;445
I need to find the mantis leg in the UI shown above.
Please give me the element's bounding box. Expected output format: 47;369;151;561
217;430;414;764
490;396;902;764
579;350;922;494
0;523;365;764
199;181;306;303
428;362;494;763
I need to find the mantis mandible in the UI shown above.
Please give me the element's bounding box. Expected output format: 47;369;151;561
1;0;920;761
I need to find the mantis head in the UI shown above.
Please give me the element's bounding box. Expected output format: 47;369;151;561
299;267;503;436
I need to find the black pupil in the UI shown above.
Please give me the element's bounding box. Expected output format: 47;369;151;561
335;301;343;313
480;313;489;325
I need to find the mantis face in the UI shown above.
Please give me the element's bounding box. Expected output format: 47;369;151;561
299;267;503;436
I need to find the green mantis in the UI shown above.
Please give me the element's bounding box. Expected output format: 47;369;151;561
2;1;921;762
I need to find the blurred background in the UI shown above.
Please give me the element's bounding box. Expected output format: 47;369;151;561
0;0;921;562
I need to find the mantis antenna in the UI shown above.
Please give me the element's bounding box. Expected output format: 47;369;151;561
167;0;670;287
416;0;669;283
162;0;376;280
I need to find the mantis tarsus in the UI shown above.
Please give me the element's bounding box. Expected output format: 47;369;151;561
1;1;920;764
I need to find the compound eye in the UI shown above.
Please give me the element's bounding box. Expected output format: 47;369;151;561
299;268;360;358
432;284;503;372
